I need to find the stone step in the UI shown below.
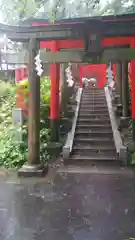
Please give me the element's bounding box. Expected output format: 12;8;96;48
74;137;114;146
78;114;109;119
83;90;104;93
76;128;112;132
79;105;108;112
75;131;113;138
79;104;108;112
82;93;106;99
72;148;116;157
81;101;106;104
79;111;109;115
82;92;105;95
80;102;107;106
81;98;106;103
82;94;105;97
77;119;111;124
82;93;105;95
79;108;108;115
83;90;104;92
80;103;107;106
73;141;115;147
76;123;111;127
72;150;116;158
79;109;108;114
80;102;107;105
78;113;109;120
76;125;111;130
81;98;106;101
69;156;119;166
81;100;106;103
82;96;105;99
70;155;116;161
82;96;106;99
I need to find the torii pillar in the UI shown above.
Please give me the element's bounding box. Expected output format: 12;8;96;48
15;68;21;83
122;61;129;116
120;61;130;128
129;40;135;147
79;66;83;88
112;64;116;82
19;38;46;177
50;41;60;142
116;62;123;115
112;63;120;104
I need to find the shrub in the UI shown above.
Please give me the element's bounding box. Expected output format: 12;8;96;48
0;77;51;168
0;80;13;98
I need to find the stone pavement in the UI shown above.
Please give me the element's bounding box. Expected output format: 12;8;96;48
0;168;135;240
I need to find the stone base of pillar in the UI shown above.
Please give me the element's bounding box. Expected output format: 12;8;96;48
60;117;72;134
65;109;74;118
115;88;120;95
119;146;128;166
116;104;123;116
18;163;48;177
132;118;135;142
112;94;120;105
120;116;130;128
50;119;60;142
47;141;63;159
127;119;135;153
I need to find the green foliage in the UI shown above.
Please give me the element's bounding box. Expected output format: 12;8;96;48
0;77;51;168
0;125;28;168
40;76;50;104
129;120;135;165
128;119;132;133
131;151;135;165
0;81;24;168
1;0;135;27
0;80;15;98
40;77;51;163
0;0;104;25
125;238;135;240
40;127;51;162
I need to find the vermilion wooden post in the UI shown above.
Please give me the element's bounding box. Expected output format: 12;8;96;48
116;62;122;100
79;66;83;88
112;64;116;82
121;61;129;118
15;68;21;83
119;61;130;128
130;40;135;141
50;41;60;141
20;68;24;80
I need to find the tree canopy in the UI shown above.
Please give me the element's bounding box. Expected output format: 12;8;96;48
0;0;134;25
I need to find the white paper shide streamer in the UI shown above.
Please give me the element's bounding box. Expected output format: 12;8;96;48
65;63;74;87
35;52;43;76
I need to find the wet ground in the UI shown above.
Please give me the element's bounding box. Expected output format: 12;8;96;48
0;170;135;240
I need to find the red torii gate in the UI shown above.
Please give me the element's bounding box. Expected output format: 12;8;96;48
20;17;134;133
16;15;135;145
16;17;135;143
37;35;135;126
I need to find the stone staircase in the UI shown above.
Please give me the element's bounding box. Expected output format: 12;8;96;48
68;87;119;166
